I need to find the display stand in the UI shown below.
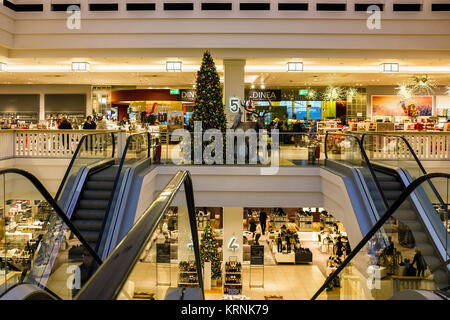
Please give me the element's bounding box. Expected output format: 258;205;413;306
249;245;264;288
156;243;171;286
223;256;242;295
178;260;199;288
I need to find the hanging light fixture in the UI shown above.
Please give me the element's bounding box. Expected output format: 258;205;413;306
411;75;437;95
396;82;413;100
323;86;344;101
346;87;358;100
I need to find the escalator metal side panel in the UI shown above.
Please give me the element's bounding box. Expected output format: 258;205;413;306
323;160;380;232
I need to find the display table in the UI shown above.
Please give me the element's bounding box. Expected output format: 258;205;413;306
274;252;295;264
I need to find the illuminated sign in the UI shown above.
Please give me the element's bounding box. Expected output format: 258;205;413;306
299;89;309;95
170;89;180;95
227;236;239;252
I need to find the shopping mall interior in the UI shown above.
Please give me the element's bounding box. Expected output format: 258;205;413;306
0;0;449;301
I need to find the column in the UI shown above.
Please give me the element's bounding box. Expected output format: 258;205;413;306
39;93;45;121
223;59;246;128
222;207;243;263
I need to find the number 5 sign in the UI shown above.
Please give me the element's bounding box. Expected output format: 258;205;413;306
229;97;240;113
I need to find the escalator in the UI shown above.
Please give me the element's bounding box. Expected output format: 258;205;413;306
311;172;449;300
0;169;203;300
322;133;450;299
56;132;156;258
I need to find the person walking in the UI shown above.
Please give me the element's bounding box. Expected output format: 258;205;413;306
292;120;305;147
96;114;107;130
259;211;267;235
254;221;262;245
412;247;427;277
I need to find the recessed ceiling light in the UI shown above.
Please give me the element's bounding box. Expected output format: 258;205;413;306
166;61;182;72
0;63;7;72
72;62;90;72
287;62;303;72
261;84;265;89
380;63;399;73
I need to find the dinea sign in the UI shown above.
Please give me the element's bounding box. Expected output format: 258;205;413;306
247;89;281;101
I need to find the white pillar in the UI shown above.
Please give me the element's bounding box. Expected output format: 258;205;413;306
223;207;243;264
39;93;45;121
224;59;246;128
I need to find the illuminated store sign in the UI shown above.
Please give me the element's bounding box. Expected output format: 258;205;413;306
247;89;281;101
227;236;239;252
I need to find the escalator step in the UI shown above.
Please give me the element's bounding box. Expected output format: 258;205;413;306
79;230;100;243
392;209;417;221
79;199;109;210
82;190;111;200
378;181;403;190
401;219;423;231
384;190;403;200
423;256;441;270
410;231;428;243
86;180;115;190
416;243;435;256
374;174;397;182
72;219;104;232
73;209;106;220
89;175;116;182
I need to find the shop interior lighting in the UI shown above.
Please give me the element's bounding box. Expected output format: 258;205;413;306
380;63;399;73
72;62;90;72
287;62;303;72
166;61;182;72
0;63;7;72
260;84;265;89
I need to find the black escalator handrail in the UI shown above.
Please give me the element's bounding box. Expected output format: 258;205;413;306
311;172;450;300
75;170;204;300
55;132;116;201
361;132;447;210
0;168;103;266
325;132;389;209
95;132;152;253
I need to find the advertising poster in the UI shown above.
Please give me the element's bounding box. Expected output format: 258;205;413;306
372;95;433;116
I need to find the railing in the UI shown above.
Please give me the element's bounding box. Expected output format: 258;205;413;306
0;130;117;159
311;173;450;300
76;170;204;300
355;131;450;161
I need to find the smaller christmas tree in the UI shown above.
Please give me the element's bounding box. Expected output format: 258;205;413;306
199;222;222;280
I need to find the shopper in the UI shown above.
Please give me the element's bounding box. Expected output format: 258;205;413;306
292;120;304;147
412;247;427;277
249;218;256;235
83;115;97;129
259;211;267;235
58;116;72;130
254;222;262;245
96;114;107;130
120;117;129;127
334;236;344;258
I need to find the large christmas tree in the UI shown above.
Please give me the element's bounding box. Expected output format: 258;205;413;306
193;51;227;132
199;222;221;280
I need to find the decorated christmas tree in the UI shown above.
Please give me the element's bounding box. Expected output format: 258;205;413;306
193;51;227;132
199;222;221;280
